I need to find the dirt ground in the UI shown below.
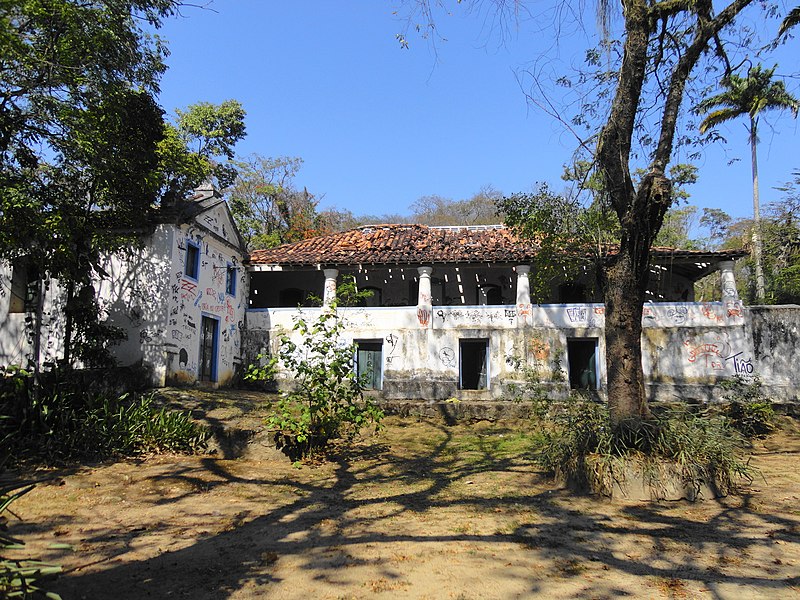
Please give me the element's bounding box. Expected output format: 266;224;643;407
8;389;800;599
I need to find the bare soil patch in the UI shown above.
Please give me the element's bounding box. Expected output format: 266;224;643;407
8;389;800;599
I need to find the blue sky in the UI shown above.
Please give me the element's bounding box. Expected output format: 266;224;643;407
154;1;800;223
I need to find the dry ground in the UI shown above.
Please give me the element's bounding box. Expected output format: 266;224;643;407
7;389;800;599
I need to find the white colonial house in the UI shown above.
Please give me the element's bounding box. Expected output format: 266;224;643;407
0;185;248;387
3;203;799;403
245;223;799;404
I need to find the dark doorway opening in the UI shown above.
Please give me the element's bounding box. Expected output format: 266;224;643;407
567;338;598;390
478;284;503;305
355;341;383;390
460;339;489;390
278;288;306;307
199;316;219;382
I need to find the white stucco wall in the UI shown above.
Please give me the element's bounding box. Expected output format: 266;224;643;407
0;200;248;388
247;300;765;402
162;207;247;386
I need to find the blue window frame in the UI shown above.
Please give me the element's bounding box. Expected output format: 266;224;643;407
185;240;200;280
225;264;236;296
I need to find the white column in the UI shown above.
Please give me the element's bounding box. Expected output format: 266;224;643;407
718;261;739;301
417;266;433;327
515;265;531;305
719;260;744;319
323;268;338;306
516;265;533;326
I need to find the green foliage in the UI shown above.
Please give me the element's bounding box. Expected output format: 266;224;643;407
654;205;703;249
248;305;384;460
1;369;209;464
227;155;326;250
719;375;776;437
498;183;613;302
697;65;799;135
0;480;62;600
0;1;247;373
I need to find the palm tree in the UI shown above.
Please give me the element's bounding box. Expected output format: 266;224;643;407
779;7;800;38
698;65;799;302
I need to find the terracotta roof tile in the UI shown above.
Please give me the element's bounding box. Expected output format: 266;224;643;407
248;224;747;267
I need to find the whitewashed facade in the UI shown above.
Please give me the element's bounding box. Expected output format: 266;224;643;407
0;186;248;387
245;225;799;403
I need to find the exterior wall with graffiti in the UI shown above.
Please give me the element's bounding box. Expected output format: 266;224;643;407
246;300;800;403
159;201;247;386
0;261;69;368
0;189;248;387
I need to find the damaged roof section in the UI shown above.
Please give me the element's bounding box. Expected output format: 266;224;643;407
249;224;541;266
248;223;747;277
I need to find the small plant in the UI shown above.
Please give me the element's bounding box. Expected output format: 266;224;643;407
719;375;776;438
503;351;563;421
0;479;62;599
249;303;384;460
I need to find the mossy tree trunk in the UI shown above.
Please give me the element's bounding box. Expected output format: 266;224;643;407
596;0;754;428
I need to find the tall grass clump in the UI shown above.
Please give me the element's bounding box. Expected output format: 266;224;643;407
1;366;209;464
535;398;754;497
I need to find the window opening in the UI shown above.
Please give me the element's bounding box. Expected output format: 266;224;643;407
459;339;489;390
278;288;306;307
477;284;503;305
559;282;587;303
360;287;382;307
225;265;236;296
9;259;38;313
567;338;598;390
185;241;200;280
355;340;382;390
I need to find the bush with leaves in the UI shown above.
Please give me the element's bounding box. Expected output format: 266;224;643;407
719;375;776;438
1;367;209;464
247;305;384;460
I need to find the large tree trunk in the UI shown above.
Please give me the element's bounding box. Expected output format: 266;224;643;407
750;117;766;302
604;249;650;426
602;176;669;427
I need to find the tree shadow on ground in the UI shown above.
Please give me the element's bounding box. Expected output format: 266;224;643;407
35;418;800;599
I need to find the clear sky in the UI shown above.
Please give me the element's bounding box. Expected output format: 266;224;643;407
154;1;800;223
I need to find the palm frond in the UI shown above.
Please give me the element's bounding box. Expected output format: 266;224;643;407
779;7;800;38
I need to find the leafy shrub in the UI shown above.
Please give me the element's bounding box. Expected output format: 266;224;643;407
1;368;208;464
247;306;384;460
719;375;776;437
0;479;61;599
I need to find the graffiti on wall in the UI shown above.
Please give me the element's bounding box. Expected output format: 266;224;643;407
725;351;754;375
529;338;550;361
683;332;756;375
439;347;456;368
417;306;431;327
565;306;604;327
168;231;242;376
666;305;689;325
701;303;724;323
385;333;399;364
434;307;516;327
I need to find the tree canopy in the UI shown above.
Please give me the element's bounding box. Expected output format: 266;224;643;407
0;1;247;369
398;0;798;428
